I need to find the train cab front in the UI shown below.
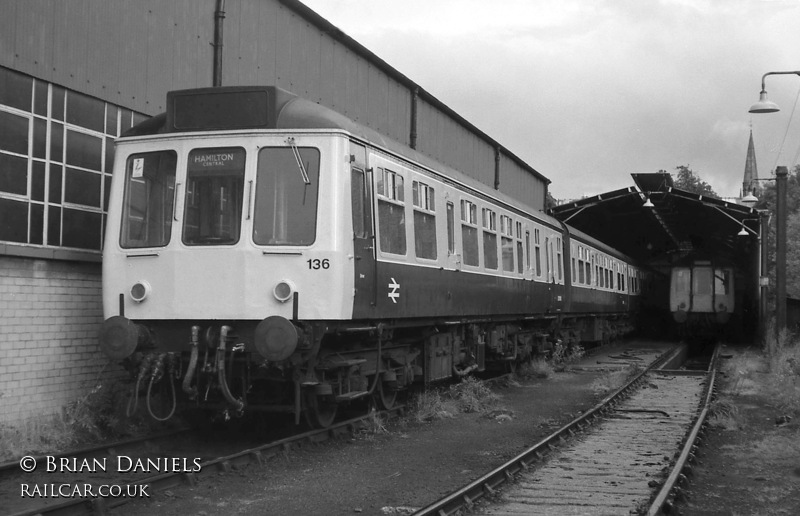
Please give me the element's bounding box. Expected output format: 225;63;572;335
99;124;353;423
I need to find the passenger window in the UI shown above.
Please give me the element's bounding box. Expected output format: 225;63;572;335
526;230;532;271
534;229;542;277
460;199;479;266
515;222;523;274
446;202;455;255
482;208;498;270
412;180;437;260
376;168;406;255
500;215;514;272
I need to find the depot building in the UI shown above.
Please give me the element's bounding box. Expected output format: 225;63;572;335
0;0;549;426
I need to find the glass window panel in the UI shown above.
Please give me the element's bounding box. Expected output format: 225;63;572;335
378;201;406;254
66;91;105;132
34;80;48;116
414;210;437;260
715;269;730;295
462;225;479;266
446;202;455;254
50;122;64;163
483;231;498;269
48;205;61;245
253;147;319;246
106;105;118;136
33;117;47;159
104;137;115;173
0;153;28;195
0;198;28;242
184;155;247;246
0;110;29;154
52;86;65;121
64;167;101;207
49;164;63;203
502;236;514;271
66;130;102;170
120;151;177;248
517;241;523;273
351;169;366;238
62;208;101;250
526;231;531;269
31;161;45;201
694;267;712;295
120;108;133;131
30;203;44;244
0;68;32;111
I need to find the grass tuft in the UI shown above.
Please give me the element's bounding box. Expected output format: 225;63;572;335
551;342;586;371
356;408;389;439
0;378;160;462
762;320;800;415
707;399;741;430
448;376;500;413
517;358;553;379
409;376;504;422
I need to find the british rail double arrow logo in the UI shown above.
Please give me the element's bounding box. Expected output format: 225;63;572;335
388;278;400;303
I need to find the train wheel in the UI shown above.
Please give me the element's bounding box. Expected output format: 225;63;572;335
304;391;338;428
376;378;397;410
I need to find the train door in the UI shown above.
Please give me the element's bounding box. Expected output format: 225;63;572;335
545;236;554;310
350;142;377;315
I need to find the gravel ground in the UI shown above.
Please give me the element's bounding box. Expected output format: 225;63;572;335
14;340;795;516
680;345;800;515
114;341;667;516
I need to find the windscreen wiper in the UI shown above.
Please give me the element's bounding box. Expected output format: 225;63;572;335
286;137;310;185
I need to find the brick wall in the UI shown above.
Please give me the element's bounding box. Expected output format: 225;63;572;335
0;255;124;426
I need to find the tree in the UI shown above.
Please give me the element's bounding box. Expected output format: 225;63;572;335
753;165;800;300
672;165;718;198
545;190;559;210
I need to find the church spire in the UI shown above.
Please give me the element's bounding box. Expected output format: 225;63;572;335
743;128;759;196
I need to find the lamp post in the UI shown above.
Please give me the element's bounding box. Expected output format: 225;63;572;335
749;71;796;333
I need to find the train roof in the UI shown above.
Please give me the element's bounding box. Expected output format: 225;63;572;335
122;85;566;233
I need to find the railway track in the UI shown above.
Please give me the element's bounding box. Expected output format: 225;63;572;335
414;345;717;515
5;406;404;516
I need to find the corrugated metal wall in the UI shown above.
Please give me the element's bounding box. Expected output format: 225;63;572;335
2;0;216;113
1;0;548;210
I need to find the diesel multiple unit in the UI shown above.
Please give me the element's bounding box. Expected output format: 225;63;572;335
99;86;644;427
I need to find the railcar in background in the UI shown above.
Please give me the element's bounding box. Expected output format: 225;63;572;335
669;260;735;339
99;86;644;427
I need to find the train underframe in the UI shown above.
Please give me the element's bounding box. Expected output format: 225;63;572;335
116;313;635;428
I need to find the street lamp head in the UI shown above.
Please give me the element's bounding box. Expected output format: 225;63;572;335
741;192;758;206
749;90;780;113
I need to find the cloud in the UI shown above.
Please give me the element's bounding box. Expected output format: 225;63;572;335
302;0;800;200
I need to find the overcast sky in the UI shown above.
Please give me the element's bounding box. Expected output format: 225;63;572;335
301;0;800;201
